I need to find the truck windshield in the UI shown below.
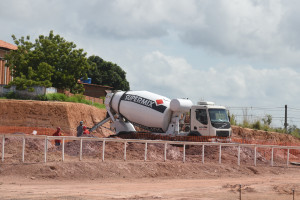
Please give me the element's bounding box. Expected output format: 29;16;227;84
208;109;229;122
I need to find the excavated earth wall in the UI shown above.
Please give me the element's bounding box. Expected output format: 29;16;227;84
0;99;110;137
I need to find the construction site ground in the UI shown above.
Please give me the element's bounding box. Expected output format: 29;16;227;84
0;99;300;200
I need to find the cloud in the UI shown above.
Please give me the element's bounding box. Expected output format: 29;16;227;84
129;51;300;107
1;0;300;127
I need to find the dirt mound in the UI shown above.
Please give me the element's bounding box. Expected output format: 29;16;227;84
232;125;300;144
0;99;111;137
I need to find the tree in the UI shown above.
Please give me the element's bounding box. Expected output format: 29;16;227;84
262;114;272;126
87;55;130;91
288;124;300;138
5;31;92;93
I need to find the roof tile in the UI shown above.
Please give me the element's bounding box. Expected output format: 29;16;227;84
0;40;17;50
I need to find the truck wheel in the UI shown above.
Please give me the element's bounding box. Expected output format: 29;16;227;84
188;131;201;136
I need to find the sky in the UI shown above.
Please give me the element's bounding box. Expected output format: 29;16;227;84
1;0;300;128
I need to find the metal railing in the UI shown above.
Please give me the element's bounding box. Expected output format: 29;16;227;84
1;134;300;166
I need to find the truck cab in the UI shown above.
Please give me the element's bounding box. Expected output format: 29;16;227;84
189;101;231;137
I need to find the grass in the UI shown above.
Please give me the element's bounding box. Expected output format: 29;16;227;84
45;93;106;109
1;92;106;109
231;113;300;139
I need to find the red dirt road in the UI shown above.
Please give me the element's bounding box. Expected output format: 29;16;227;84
0;167;299;200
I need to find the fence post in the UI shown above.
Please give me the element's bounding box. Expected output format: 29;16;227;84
2;135;5;162
271;147;274;167
202;144;205;164
238;145;240;166
79;138;83;161
62;138;65;162
287;148;290;166
22;136;25;163
254;145;257;166
239;184;242;200
292;189;295;200
124;141;127;161
44;136;48;163
183;144;186;163
219;144;222;164
102;140;105;162
164;143;167;162
144;142;147;161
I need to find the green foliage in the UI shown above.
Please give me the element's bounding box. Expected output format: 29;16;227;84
288;125;300;138
262;114;272;126
45;93;68;101
2;91;32;100
5;31;92;93
232;110;299;138
229;113;237;125
87;55;130;91
45;93;105;109
5;91;19;99
251;120;261;130
241;119;250;128
7;75;51;91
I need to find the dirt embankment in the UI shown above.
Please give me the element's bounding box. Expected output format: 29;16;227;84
0;99;110;137
232;125;300;144
1;99;300;143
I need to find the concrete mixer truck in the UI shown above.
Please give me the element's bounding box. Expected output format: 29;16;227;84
90;90;232;138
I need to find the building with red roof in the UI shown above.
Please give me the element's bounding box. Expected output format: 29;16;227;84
0;40;17;85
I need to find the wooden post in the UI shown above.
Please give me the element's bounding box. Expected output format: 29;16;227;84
102;140;105;162
219;145;222;164
239;184;242;200
238;145;240;166
202;145;205;164
287;148;290;166
164;143;167;162
292;189;295;200
183;144;186;163
254;146;257;166
22;136;25;163
124;141;127;161
2;135;5;162
62;138;65;162
271;147;274;167
144;142;148;161
44;137;48;163
79;138;83;161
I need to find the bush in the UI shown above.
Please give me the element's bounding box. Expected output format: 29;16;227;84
46;93;68;101
5;91;18;99
36;95;48;101
45;93;105;109
252;120;261;130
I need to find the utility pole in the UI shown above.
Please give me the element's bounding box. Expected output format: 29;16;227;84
284;105;288;133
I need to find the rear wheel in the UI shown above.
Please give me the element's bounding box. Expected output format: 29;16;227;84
188;131;201;136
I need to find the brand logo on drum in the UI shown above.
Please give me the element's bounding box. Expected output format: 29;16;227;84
122;94;167;113
123;94;155;107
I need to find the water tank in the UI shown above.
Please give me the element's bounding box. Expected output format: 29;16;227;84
110;91;172;132
81;78;92;84
170;99;193;112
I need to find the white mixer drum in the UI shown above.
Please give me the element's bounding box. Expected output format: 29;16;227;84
170;99;193;112
111;91;172;132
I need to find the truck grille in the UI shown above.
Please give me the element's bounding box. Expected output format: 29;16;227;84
216;131;230;137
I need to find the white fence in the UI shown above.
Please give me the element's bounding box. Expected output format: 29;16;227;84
1;134;300;167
